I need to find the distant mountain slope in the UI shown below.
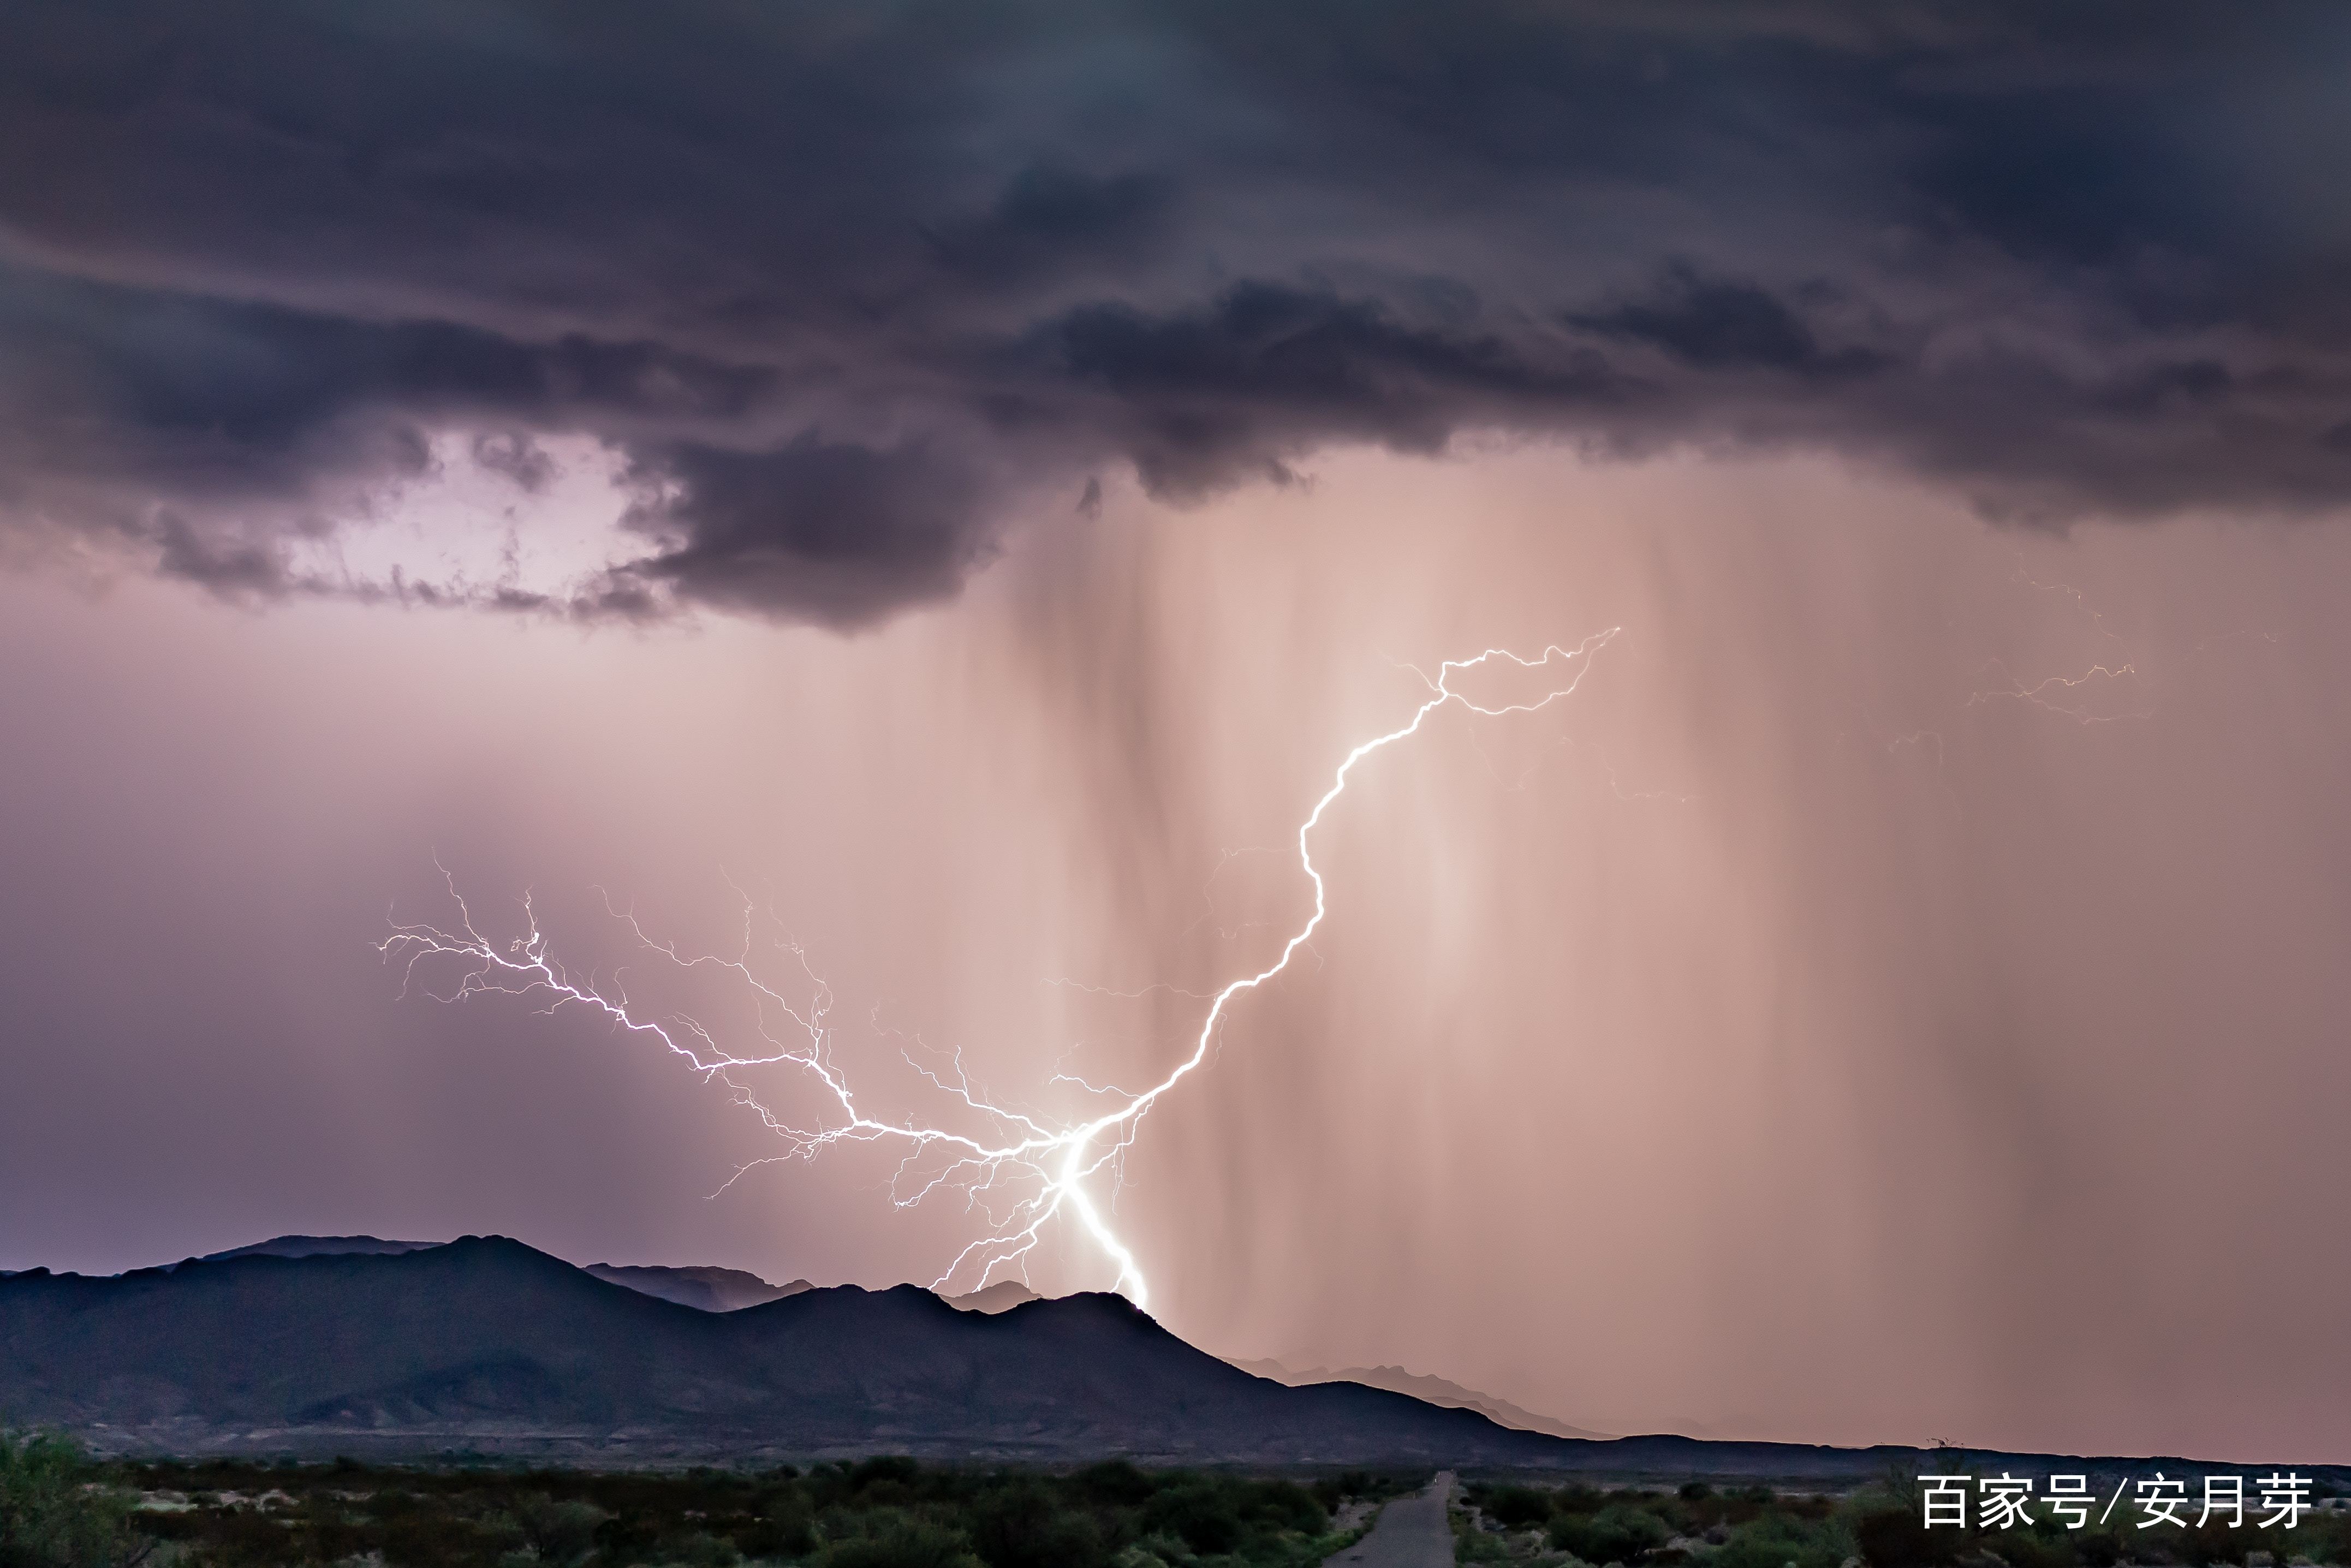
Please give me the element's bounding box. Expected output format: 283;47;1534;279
583;1263;812;1313
3;1240;2313;1479
182;1235;997;1316
200;1236;439;1262
1228;1357;1613;1441
942;1280;1041;1314
0;1237;1599;1465
187;1234;812;1314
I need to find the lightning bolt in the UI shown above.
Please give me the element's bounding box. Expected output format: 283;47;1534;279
1966;559;2151;723
1965;657;2147;723
381;628;1621;1308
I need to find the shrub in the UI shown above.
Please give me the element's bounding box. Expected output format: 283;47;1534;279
2069;1531;2121;1568
0;1431;154;1568
1141;1485;1246;1556
379;1503;518;1568
820;1519;988;1568
512;1494;606;1567
737;1487;818;1558
1240;1481;1325;1537
1484;1488;1553;1530
1456;1524;1511;1565
658;1530;743;1568
1074;1464;1158;1509
1549;1504;1672;1565
971;1480;1109;1568
1711;1512;1851;1568
1987;1529;2076;1568
854;1459;926;1492
1852;1507;1960;1568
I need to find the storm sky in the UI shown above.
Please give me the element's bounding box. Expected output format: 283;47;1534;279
3;2;2349;1463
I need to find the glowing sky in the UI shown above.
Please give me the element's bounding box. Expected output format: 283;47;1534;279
3;3;2349;1465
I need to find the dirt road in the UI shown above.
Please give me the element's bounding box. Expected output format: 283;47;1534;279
1325;1472;1457;1568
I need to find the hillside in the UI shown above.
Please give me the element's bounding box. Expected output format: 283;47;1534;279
0;1237;1589;1465
3;1238;2310;1481
582;1262;813;1313
1228;1357;1613;1441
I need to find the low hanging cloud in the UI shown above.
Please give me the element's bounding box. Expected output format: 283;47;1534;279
2;1;2348;624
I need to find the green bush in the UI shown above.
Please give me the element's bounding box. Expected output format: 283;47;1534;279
1983;1529;2075;1568
594;1507;665;1564
0;1431;154;1568
1484;1488;1553;1530
1311;1471;1405;1516
1852;1507;1959;1568
1453;1501;1509;1568
1710;1511;1851;1568
736;1486;818;1558
972;1480;1110;1568
657;1530;743;1567
1074;1463;1159;1509
1552;1486;1608;1518
854;1458;926;1492
1239;1480;1325;1537
820;1518;988;1568
379;1498;522;1567
2069;1530;2122;1568
1141;1484;1246;1556
1549;1504;1671;1565
511;1493;606;1566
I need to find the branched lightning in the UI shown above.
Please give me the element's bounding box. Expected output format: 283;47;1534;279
1965;656;2148;723
1966;561;2151;723
381;629;1621;1308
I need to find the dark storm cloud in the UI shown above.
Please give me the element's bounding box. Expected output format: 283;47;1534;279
1566;269;1888;381
1022;283;1628;496
925;168;1183;293
0;263;771;483
2;1;2348;622
622;439;995;624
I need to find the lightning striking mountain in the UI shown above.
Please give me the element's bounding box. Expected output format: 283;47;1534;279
382;630;1621;1307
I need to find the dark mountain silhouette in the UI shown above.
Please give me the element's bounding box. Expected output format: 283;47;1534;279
943;1280;1042;1314
200;1236;438;1262
1227;1357;1613;1441
582;1263;812;1313
0;1237;1586;1465
195;1233;812;1313
3;1238;2329;1480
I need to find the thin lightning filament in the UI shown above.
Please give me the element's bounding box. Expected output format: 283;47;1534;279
382;629;1620;1308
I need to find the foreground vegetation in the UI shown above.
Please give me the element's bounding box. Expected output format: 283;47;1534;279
1454;1477;2351;1568
0;1432;1413;1568
0;1430;159;1567
12;1432;2345;1568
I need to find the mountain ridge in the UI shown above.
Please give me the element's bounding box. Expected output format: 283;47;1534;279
1226;1356;1613;1441
0;1236;1592;1466
943;1279;1043;1314
201;1236;439;1262
581;1262;813;1313
5;1236;2332;1479
154;1233;1053;1319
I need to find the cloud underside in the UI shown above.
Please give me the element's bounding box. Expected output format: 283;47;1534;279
2;2;2348;624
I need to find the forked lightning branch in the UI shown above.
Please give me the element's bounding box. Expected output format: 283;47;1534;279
382;629;1621;1308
